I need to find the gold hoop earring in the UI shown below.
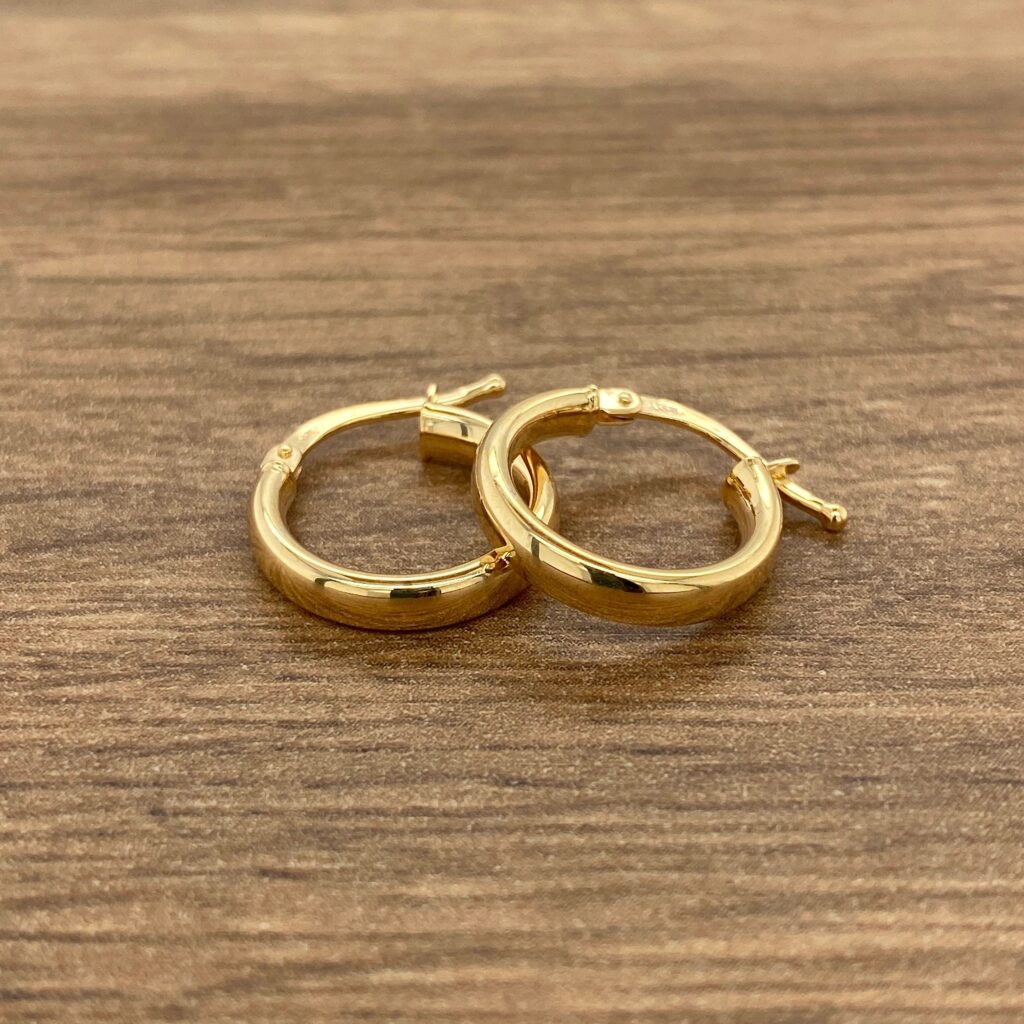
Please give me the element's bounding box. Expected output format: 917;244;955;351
249;376;557;630
474;385;846;626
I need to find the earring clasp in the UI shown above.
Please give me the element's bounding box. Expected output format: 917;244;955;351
426;374;506;409
767;458;847;532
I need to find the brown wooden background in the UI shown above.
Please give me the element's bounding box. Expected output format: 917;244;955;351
2;2;1022;1021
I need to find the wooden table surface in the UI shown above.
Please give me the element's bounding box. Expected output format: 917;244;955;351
2;3;1022;1021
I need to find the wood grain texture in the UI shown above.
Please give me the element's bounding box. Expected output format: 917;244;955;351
2;2;1023;1021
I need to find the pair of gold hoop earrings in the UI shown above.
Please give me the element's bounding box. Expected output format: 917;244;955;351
249;375;847;631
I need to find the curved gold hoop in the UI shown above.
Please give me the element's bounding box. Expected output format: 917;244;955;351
474;386;846;626
249;376;558;630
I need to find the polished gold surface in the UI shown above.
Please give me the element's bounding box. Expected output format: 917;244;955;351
475;386;847;626
249;376;557;630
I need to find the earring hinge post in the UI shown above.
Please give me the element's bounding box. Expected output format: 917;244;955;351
767;458;848;532
428;374;507;409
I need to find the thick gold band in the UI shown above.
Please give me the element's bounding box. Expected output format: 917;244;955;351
474;385;846;626
249;377;557;630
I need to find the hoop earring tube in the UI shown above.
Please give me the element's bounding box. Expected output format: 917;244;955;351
250;376;558;630
473;385;845;626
